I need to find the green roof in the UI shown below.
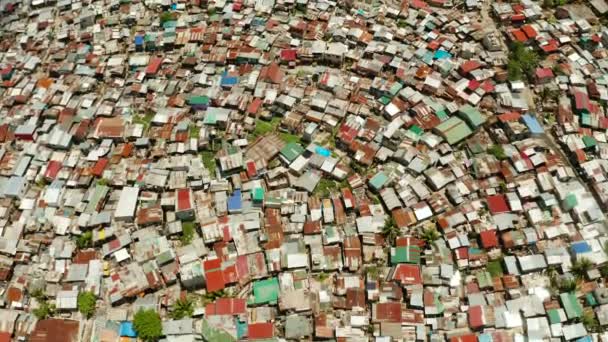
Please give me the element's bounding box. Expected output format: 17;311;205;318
560;292;583;319
280;143;304;163
435;117;473;145
409;125;423;136
458;105;486;128
391;246;421;265
547;308;562;324
252;277;279;305
583;135;597;148
189;96;209;105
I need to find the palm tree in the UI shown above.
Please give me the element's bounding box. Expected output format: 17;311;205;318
381;217;400;245
420;228;440;245
571;258;593;280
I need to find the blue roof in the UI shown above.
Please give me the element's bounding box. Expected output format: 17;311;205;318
228;189;242;212
522;114;544;134
134;36;144;45
120;322;137;337
434;50;452;60
576;336;592;342
221;72;238;87
571;241;592;255
315;147;330;157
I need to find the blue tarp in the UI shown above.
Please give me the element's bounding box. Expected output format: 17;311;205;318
522;114;544;134
228;189;242;212
120;322;137;337
134;36;144;45
571;241;592;255
315;147;330;157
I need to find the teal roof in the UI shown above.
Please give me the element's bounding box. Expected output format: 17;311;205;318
458;105;486;128
369;172;388;190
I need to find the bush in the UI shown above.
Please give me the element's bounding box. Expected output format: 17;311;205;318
77;291;96;318
487;145;507;160
133;309;163;342
33;301;55;320
76;231;93;249
181;221;196;245
170;297;194;320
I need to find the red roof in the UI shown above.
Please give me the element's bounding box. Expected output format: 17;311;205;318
376;302;402;322
468;79;480;91
0;332;10;342
511;29;527;43
574;91;590;111
206;297;247;315
522;25;537;39
410;0;429;9
247;98;262;115
511;14;526;22
248;322;274;339
204;258;222;271
451;334;478;342
468;305;484;329
486;194;510;214
205;270;225;292
512;3;524;13
280;49;297;62
45;160;62;180
498;112;521;122
480;230;499;249
392;264;422;285
176;188;192;211
535;68;554;79
480;80;495;93
145;57;163;75
460;60;481;74
91;158;108;177
541;39;559;53
246;160;257;178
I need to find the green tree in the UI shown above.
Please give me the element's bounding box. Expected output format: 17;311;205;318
507;42;539;81
76;231;93;249
542;0;554;8
33;301;56;320
507;60;523;81
420;228;440;245
571;258;593;280
133;309;163;342
381;217;400;245
487;145;507;160
558;278;578;292
77;291;96;318
170;297;194;320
